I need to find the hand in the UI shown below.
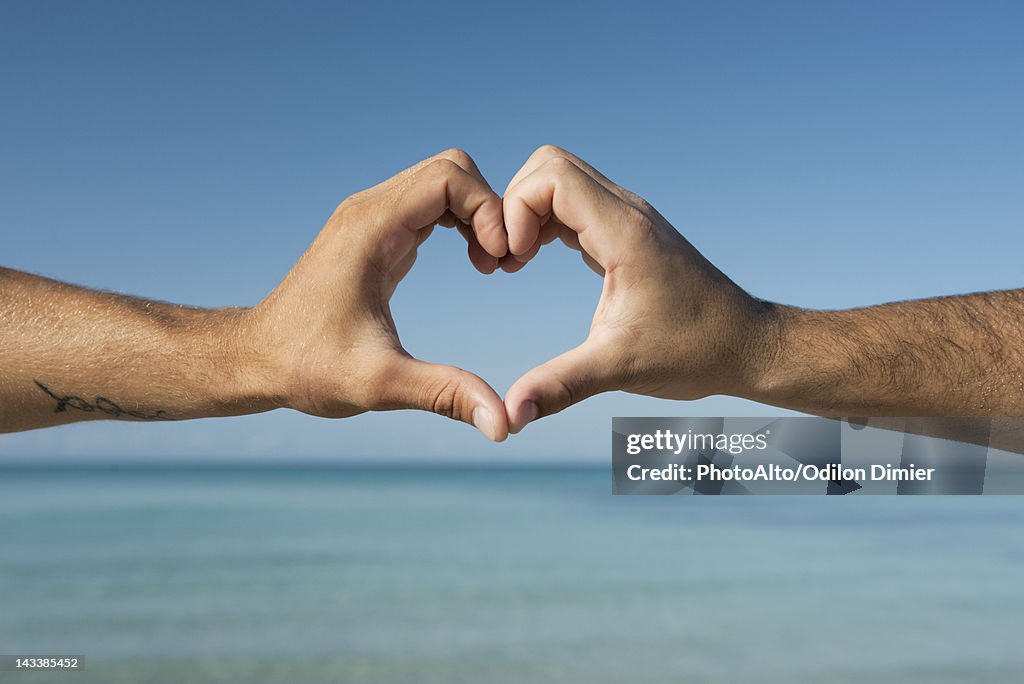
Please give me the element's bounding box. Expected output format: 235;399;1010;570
500;146;777;433
250;149;510;441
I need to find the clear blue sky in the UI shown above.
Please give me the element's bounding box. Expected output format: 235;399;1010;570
2;1;1022;461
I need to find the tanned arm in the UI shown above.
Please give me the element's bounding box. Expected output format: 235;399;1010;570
755;292;1024;416
0;267;267;432
0;149;510;440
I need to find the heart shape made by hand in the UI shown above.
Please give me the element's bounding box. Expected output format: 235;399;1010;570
256;146;768;444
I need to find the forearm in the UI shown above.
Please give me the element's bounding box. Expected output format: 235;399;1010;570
749;290;1024;416
0;268;278;433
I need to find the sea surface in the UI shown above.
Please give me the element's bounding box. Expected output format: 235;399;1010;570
1;463;1022;683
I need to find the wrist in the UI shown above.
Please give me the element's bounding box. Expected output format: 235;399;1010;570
738;302;805;406
186;307;288;417
741;304;845;413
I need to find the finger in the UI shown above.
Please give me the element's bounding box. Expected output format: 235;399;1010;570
457;221;499;274
389;148;487;195
499;255;527;273
383;152;508;259
451;212;490;272
385;226;434;286
580;251;604;276
503;156;640;269
555;229;604;276
375;354;509;442
435;147;487;183
505;145;628;202
498;221;559;273
557;226;582;252
507;234;543;268
503;341;612;434
435;151;510;265
437;210;459;228
433;149;507;259
416;225;434;247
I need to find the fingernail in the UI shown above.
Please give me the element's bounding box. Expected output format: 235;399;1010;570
472;406;497;441
513;254;530;263
512;401;538;434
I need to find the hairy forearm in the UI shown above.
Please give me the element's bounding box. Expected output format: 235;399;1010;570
749;290;1024;416
0;268;278;433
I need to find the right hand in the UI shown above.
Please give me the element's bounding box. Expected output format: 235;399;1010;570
501;146;777;434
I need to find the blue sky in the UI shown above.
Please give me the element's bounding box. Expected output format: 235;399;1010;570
1;1;1022;460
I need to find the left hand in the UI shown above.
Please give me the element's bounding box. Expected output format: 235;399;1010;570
249;149;511;441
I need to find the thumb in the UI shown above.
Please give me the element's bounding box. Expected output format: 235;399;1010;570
504;341;613;435
375;355;509;442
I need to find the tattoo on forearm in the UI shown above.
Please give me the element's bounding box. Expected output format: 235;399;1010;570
34;380;173;421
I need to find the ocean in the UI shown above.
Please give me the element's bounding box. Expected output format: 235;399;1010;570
1;464;1022;683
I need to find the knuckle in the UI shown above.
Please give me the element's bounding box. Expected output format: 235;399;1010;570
543;155;578;176
425;157;462;179
535;368;576;416
437;147;472;168
533;144;566;160
426;373;463;420
552;377;576;413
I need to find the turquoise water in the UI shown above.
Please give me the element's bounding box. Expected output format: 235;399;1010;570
1;464;1022;683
